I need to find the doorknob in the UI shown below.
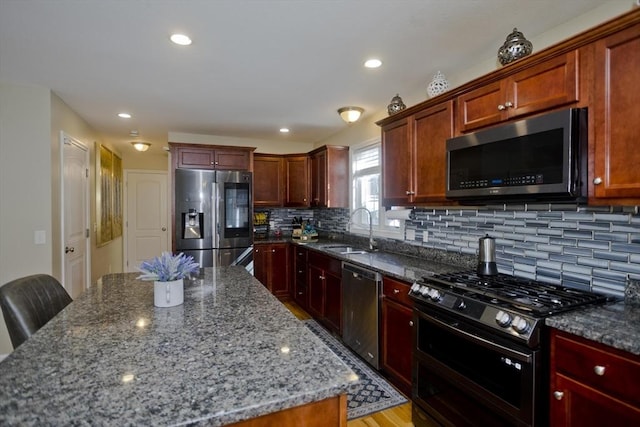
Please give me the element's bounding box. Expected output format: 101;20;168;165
161;227;167;231
65;246;75;253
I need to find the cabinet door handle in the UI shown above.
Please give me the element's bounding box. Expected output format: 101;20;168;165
593;177;603;185
553;391;564;400
504;101;513;108
393;289;400;294
594;365;606;376
319;275;325;280
409;320;414;327
498;104;506;111
272;249;276;253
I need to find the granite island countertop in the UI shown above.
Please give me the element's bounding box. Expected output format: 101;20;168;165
0;267;357;426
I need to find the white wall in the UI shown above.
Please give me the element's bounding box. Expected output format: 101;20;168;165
0;82;53;354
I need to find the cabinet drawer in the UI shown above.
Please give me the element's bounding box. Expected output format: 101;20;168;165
383;276;413;307
553;331;640;407
308;251;341;275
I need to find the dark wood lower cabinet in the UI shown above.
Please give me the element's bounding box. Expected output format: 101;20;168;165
292;246;309;309
307;251;342;335
380;276;414;397
550;329;640;426
253;243;290;298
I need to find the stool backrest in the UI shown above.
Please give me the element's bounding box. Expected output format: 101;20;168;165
0;274;72;349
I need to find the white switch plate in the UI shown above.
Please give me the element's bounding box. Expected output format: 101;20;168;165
406;229;416;241
34;230;46;245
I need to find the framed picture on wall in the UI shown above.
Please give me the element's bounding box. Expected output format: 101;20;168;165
96;143;122;246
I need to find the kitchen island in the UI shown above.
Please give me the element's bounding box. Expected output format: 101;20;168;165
0;267;357;426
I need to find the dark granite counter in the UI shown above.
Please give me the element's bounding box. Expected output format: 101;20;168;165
546;280;640;356
291;239;467;282
0;267;356;426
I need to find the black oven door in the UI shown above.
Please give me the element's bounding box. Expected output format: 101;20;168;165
412;307;545;427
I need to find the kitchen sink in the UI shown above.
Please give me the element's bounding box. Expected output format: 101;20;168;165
323;245;369;255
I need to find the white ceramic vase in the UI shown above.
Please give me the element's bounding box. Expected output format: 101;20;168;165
154;279;184;307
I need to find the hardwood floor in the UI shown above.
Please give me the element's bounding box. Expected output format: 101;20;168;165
281;300;415;427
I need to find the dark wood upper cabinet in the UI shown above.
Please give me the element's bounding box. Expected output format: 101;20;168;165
457;51;579;134
381;100;454;206
284;155;310;207
590;22;640;203
170;143;254;171
253;154;284;207
309;145;349;208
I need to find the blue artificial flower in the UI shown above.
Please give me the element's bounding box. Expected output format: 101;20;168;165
137;252;200;281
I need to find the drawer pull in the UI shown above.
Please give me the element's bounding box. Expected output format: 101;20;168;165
409;320;414;327
594;365;606;376
393;289;400;294
553;391;564;401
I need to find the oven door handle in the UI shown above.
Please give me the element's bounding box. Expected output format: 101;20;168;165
421;313;533;363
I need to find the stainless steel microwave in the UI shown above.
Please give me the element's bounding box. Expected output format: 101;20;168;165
446;108;587;204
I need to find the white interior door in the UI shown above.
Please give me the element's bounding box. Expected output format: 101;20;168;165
62;132;90;298
124;170;169;272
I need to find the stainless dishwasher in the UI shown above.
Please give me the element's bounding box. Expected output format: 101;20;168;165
342;262;382;369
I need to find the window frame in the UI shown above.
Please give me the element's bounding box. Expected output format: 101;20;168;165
349;138;404;240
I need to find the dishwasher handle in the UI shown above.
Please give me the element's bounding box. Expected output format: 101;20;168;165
342;262;381;282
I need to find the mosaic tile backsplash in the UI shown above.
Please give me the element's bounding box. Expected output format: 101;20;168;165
262;205;640;298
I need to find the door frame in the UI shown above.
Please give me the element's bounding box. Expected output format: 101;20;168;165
123;169;170;272
59;131;91;292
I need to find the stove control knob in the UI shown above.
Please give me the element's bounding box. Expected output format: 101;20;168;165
411;283;421;293
420;286;431;297
428;289;442;302
495;310;512;327
512;316;530;334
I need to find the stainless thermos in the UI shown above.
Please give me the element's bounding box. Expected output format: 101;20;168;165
477;234;498;276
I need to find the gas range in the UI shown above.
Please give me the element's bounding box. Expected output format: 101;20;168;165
409;271;609;348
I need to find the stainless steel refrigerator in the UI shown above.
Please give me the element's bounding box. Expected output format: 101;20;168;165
174;169;253;268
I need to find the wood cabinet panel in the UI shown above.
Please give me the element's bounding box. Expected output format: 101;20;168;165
253;243;290;298
307;251;343;335
292;246;308;309
381;101;453;206
309;146;349;208
284;155;310;207
170;143;253;170
380;276;414;397
457;51;579;133
214;149;252;170
254;154;284;206
591;23;640;202
550;329;640;426
381;118;412;206
381;298;413;397
412;101;454;203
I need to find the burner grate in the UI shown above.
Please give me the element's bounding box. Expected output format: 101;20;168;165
423;272;608;316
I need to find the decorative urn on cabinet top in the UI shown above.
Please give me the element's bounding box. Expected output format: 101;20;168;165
427;71;450;98
497;28;533;66
387;94;406;115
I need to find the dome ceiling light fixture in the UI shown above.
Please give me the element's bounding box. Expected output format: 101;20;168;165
338;106;364;124
131;141;151;152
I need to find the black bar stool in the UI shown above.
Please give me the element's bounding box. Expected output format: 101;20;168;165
0;274;72;349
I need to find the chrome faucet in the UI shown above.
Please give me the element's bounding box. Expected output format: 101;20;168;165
347;207;376;251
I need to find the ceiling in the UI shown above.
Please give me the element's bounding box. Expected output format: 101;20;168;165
0;0;618;154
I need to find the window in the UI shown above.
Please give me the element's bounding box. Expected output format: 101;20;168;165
350;139;403;239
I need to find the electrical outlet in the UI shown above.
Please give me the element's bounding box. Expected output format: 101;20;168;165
422;231;429;243
406;229;416;241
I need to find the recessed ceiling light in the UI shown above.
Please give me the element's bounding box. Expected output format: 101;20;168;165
170;33;192;46
364;59;382;68
118;112;132;119
280;128;290;133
